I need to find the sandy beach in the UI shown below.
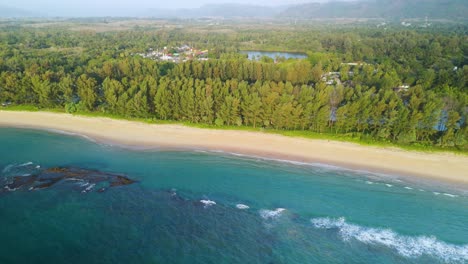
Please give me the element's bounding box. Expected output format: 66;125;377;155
1;110;467;184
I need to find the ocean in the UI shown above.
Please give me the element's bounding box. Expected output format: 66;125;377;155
0;128;467;264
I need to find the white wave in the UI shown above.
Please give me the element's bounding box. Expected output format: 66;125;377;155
66;178;83;182
3;186;18;192
45;128;97;143
311;217;468;263
443;193;458;198
2;162;39;174
236;204;250;210
206;150;363;172
79;182;90;187
385;184;393;187
200;200;216;207
202;150;415;186
366;181;374;185
405;187;413;190
434;192;441;195
81;183;96;193
259;208;286;220
18;162;33;167
2;164;14;173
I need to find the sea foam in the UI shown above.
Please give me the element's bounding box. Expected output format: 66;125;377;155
81;183;96;193
443;193;458;198
1;164;14;173
200;200;216;208
236;204;250;210
259;208;286;220
2;162;39;176
18;162;33;167
2;163;32;173
311;217;468;263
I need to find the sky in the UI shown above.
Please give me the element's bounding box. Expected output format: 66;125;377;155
1;0;331;10
1;0;356;17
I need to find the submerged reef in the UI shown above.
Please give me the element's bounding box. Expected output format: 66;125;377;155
1;166;137;194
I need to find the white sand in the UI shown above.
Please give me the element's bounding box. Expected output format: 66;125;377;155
1;111;467;184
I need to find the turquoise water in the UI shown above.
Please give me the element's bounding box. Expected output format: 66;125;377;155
0;128;467;264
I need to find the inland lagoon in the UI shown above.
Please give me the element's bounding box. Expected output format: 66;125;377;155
240;50;307;61
1;127;467;264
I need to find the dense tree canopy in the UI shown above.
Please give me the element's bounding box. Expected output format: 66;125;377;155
0;19;467;150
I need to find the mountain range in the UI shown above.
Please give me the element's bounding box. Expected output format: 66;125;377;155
279;0;468;19
0;0;467;19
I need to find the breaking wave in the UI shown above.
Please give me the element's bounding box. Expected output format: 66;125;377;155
200;200;216;208
236;204;250;210
259;208;286;220
311;217;468;263
2;162;40;177
2;162;33;173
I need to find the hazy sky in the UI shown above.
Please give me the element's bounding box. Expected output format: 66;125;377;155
1;0;354;17
2;0;329;9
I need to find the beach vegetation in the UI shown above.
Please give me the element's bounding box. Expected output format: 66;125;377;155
0;19;466;152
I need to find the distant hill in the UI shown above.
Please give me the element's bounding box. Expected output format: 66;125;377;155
279;0;468;20
0;3;282;18
1;1;466;19
146;4;286;18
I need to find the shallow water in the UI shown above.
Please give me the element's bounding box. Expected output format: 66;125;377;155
0;128;467;263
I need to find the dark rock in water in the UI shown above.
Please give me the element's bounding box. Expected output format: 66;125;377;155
5;175;38;191
1;167;137;194
46;167;68;173
34;177;63;190
110;175;137;187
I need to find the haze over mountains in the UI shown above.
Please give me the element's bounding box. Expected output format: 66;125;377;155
0;6;41;17
0;0;466;19
281;0;468;19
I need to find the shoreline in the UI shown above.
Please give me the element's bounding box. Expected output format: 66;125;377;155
1;110;468;185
